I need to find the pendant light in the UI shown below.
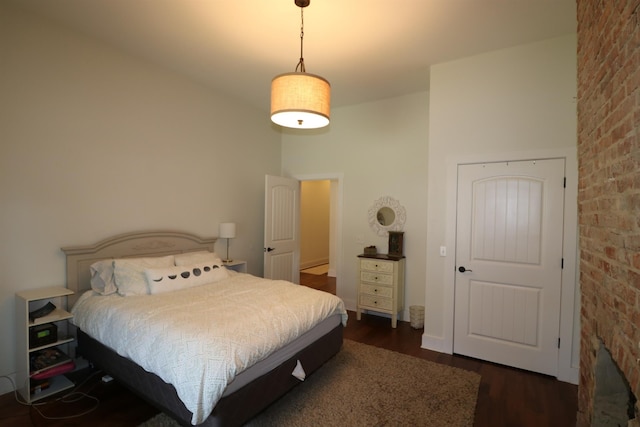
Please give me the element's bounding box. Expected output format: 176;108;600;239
270;0;330;129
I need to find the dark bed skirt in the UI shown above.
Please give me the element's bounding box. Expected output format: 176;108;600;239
77;324;343;426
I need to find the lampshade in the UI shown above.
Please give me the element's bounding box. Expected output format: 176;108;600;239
219;223;236;239
271;72;330;129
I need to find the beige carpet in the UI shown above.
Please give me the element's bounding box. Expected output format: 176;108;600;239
139;340;480;427
300;264;329;275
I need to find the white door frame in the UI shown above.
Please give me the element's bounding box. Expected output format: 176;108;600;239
292;173;344;296
437;147;578;384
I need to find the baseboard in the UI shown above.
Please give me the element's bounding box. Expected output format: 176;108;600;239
0;372;16;396
343;298;357;313
421;334;453;354
558;365;579;385
300;258;329;270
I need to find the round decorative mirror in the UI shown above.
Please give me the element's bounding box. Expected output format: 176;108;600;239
377;207;395;226
368;196;406;236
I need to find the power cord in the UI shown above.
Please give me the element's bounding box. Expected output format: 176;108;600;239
0;369;103;421
0;374;28;406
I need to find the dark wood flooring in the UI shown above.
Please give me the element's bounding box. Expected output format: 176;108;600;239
0;272;577;427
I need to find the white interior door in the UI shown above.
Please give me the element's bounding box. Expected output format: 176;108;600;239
264;175;300;282
454;159;565;376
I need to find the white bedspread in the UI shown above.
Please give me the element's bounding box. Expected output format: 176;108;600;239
71;273;348;425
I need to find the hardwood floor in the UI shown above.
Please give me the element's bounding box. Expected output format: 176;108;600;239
299;271;336;294
0;273;577;427
303;272;578;427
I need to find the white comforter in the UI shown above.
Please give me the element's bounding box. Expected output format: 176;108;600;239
71;273;348;424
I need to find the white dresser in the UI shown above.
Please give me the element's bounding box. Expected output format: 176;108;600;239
356;254;405;328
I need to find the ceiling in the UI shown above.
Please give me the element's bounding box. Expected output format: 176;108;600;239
10;0;577;112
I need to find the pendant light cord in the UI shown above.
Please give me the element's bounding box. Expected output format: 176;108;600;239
295;7;306;72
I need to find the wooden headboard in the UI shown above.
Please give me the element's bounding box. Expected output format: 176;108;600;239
61;230;217;307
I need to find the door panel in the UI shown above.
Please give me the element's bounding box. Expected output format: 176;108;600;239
472;177;543;264
264;175;300;282
454;159;565;376
268;252;296;282
468;280;540;346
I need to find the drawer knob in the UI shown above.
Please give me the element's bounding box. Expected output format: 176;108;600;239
374;289;378;293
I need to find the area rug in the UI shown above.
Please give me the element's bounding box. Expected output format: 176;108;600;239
139;339;480;427
300;264;329;275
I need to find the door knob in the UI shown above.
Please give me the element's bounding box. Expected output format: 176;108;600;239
458;266;472;273
264;247;276;252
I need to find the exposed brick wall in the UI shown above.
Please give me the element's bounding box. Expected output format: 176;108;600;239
576;0;640;425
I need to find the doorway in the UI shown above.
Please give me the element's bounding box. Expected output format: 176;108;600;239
300;180;331;272
454;159;565;376
295;174;343;296
427;147;579;384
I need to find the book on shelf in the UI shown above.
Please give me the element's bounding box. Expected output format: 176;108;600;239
30;378;51;394
30;348;72;376
31;361;75;381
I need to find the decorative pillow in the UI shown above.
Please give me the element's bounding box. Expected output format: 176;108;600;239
145;261;230;295
113;255;175;296
174;251;221;266
89;259;117;295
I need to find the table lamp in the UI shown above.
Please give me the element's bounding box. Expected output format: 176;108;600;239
219;222;236;263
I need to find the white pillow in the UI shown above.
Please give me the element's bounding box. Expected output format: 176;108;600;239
113;255;175;296
174;251;221;266
89;259;117;295
145;261;230;295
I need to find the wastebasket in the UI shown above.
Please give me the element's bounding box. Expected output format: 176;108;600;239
409;305;424;329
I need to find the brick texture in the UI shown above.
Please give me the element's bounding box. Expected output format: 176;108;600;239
577;0;640;425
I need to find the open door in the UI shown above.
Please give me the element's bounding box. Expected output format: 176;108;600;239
264;175;300;282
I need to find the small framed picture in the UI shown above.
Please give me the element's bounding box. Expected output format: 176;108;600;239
388;231;404;257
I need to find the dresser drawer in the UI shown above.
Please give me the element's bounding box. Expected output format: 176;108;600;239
360;271;393;285
360;284;393;298
360;259;394;273
359;294;393;311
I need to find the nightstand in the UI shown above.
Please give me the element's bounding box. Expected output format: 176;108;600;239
16;286;75;403
223;260;247;273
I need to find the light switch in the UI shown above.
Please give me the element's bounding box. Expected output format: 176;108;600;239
439;246;446;257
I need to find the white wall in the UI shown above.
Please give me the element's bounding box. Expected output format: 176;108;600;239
0;3;579;396
0;4;282;394
281;92;429;316
424;35;578;380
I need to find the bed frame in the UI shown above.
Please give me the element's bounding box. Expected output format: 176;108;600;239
61;230;343;427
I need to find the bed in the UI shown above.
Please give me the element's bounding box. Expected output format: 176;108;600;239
61;230;347;426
